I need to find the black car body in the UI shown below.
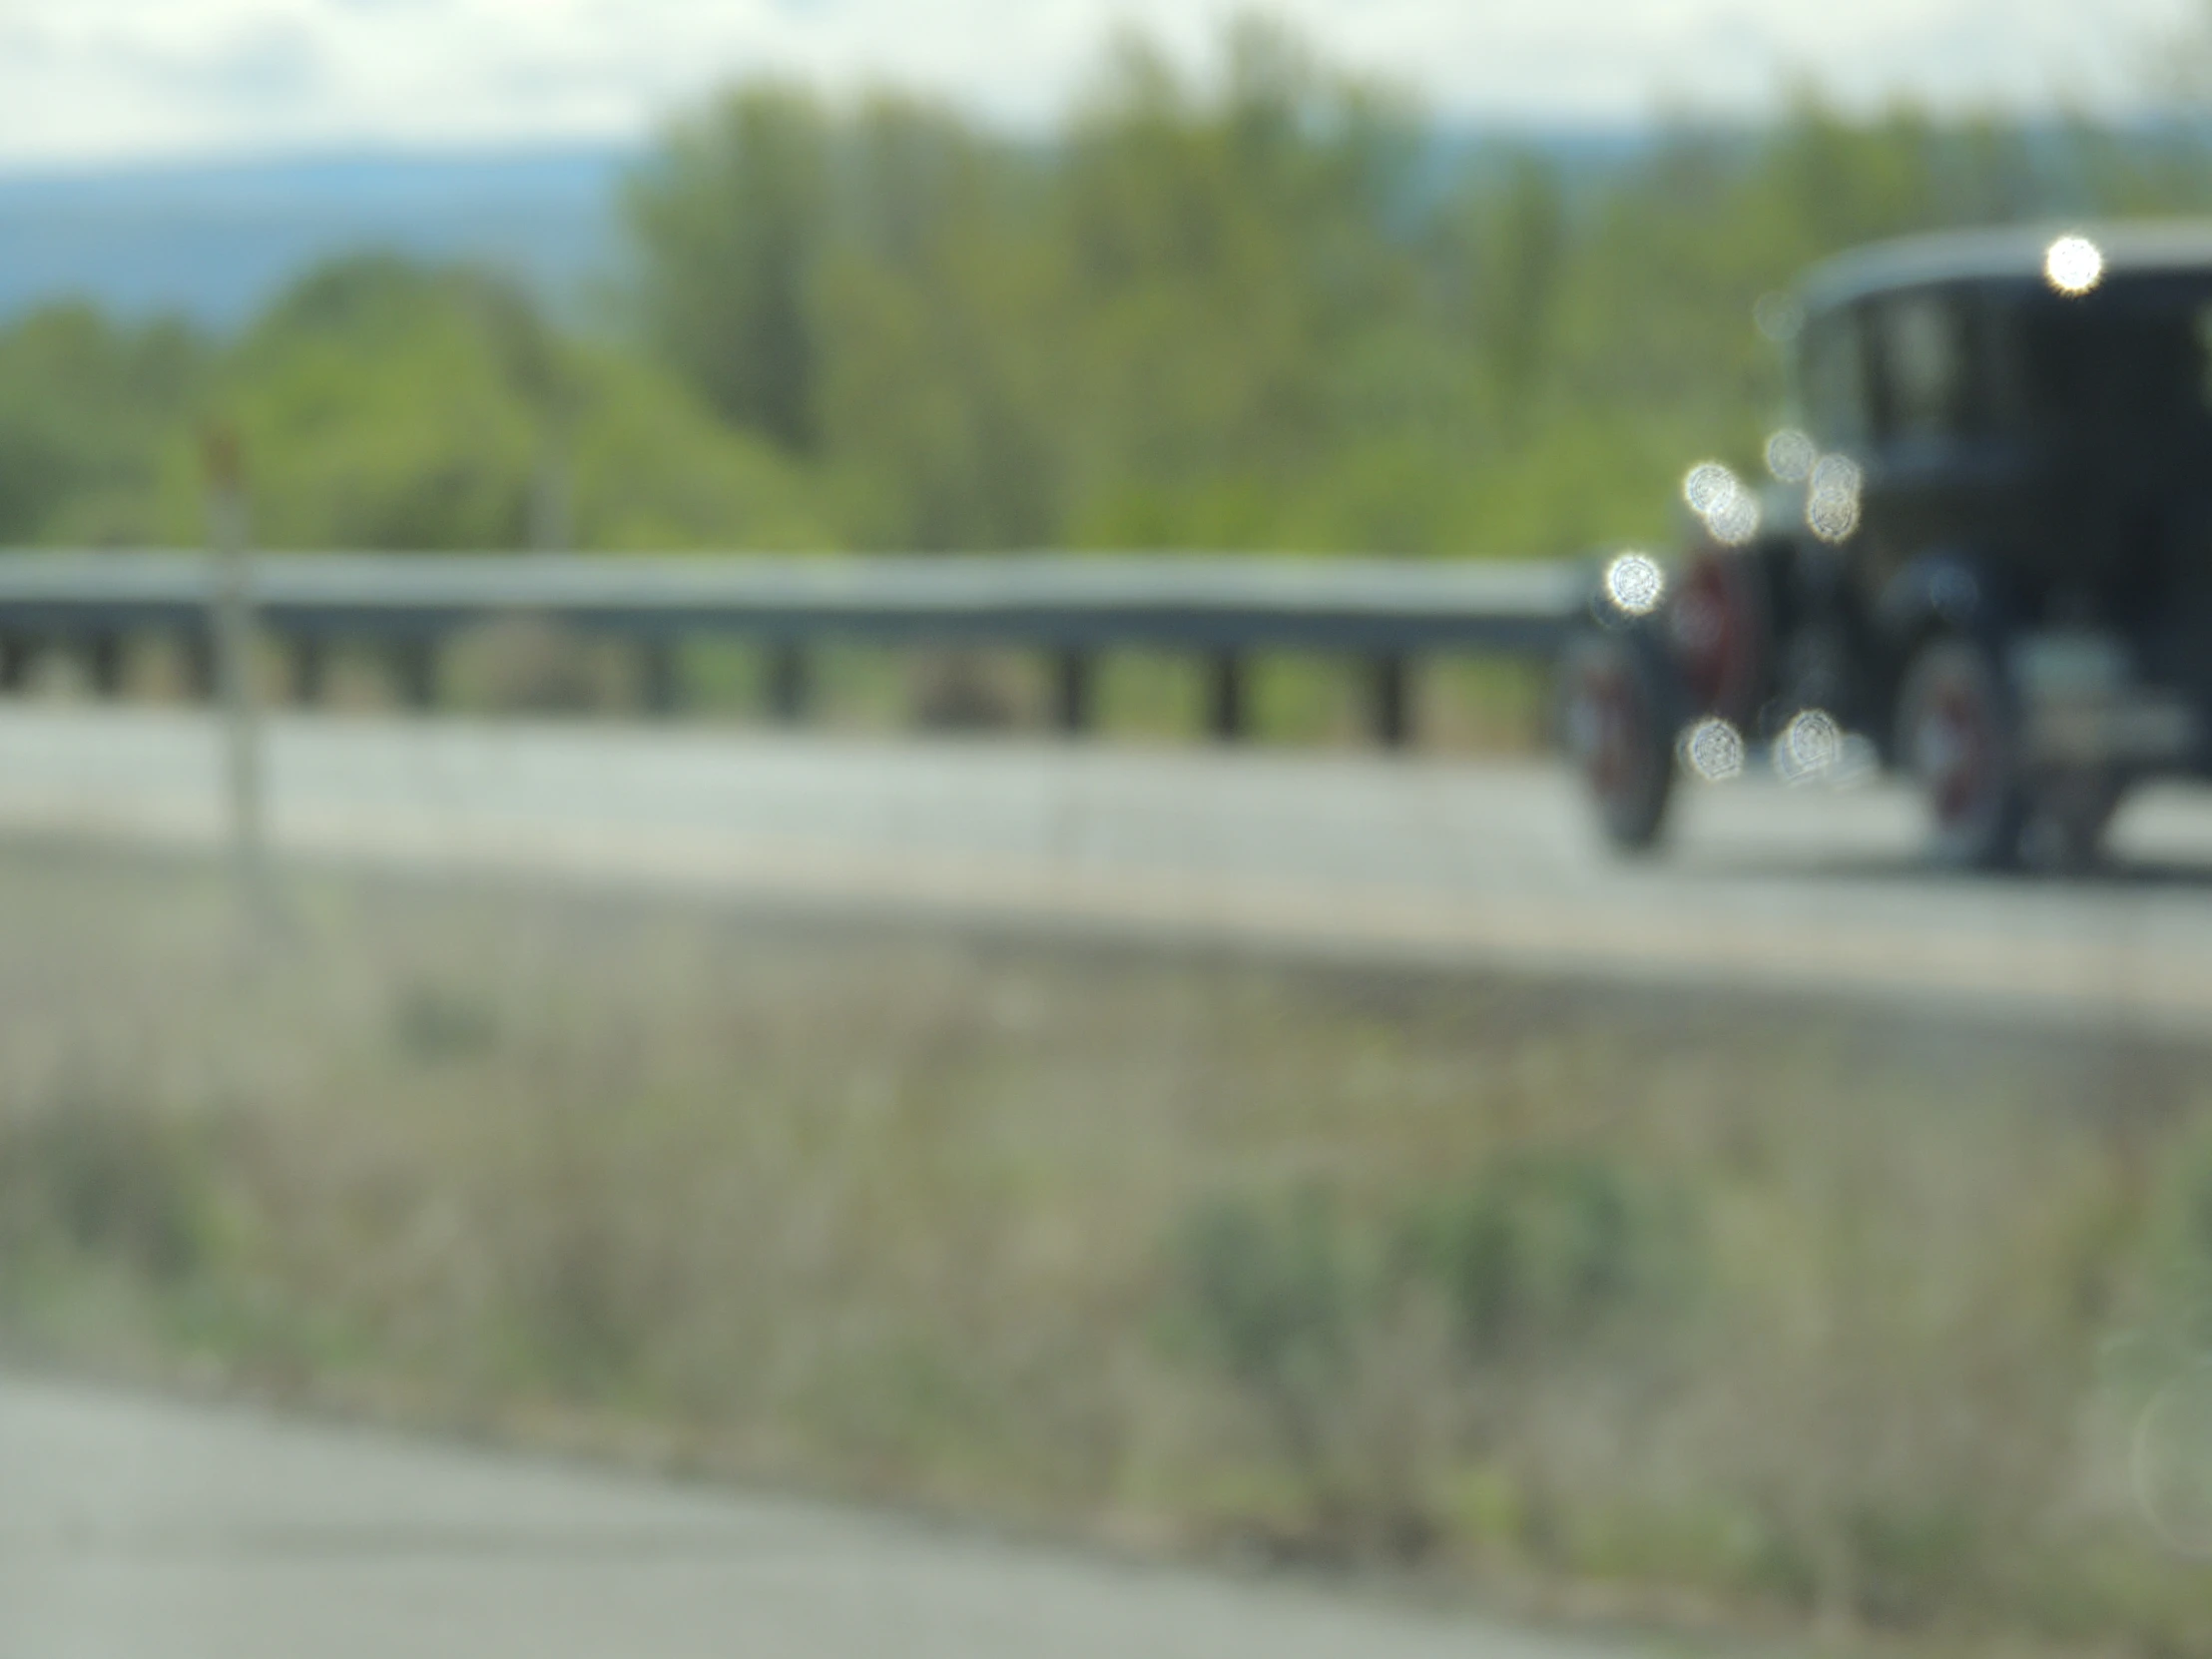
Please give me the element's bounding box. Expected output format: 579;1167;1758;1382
1567;221;2212;867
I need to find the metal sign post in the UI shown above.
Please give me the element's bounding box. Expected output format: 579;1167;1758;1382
203;426;268;912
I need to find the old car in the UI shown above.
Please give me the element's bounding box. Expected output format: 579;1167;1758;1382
1566;221;2212;869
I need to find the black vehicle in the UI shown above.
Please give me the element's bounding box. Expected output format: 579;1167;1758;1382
1566;221;2212;868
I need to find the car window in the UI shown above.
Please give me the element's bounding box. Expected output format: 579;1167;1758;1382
1797;308;1871;448
1876;289;1966;440
2023;282;2212;445
2194;303;2212;410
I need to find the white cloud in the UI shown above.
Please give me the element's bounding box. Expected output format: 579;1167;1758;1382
0;0;2198;165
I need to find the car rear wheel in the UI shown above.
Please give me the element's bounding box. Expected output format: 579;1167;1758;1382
1562;629;1677;853
1897;635;2027;870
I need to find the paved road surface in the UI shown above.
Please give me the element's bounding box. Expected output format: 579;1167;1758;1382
0;1372;1631;1659
3;706;2212;1031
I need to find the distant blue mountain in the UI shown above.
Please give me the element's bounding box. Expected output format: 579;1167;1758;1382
0;147;632;330
0;129;1675;333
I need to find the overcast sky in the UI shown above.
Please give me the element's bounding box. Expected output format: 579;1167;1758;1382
2;0;2203;168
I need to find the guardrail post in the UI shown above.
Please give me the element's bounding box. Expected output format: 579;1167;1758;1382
183;627;217;702
1206;650;1245;743
1052;649;1092;735
640;639;682;718
767;642;809;724
204;424;269;914
390;639;438;711
1368;653;1410;749
85;634;125;699
0;637;27;695
287;637;326;706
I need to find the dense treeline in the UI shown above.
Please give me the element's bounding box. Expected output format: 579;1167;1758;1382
6;22;2212;558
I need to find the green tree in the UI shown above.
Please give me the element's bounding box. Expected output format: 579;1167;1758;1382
1052;22;1430;545
810;96;1066;549
626;84;832;451
0;304;212;544
1454;155;1568;421
160;253;830;554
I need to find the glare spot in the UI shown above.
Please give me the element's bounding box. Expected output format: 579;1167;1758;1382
1775;708;1841;784
2134;1372;2212;1557
1810;453;1862;497
1753;291;1804;342
1604;552;1666;617
2045;234;2105;297
1683;461;1739;515
1806;452;1865;544
1806;494;1861;543
1705;491;1762;546
1765;428;1817;483
1684;460;1761;546
1680;717;1745;782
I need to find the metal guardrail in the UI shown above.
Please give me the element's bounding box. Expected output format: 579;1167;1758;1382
0;550;1586;743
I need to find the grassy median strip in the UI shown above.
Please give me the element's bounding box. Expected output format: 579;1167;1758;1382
1;844;2208;1653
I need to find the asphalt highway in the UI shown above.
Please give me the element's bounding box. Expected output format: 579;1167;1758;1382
2;705;2211;1031
0;1372;1627;1659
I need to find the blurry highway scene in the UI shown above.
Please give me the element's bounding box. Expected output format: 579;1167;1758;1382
12;4;2212;1657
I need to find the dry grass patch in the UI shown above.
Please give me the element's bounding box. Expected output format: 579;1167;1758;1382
0;844;2207;1653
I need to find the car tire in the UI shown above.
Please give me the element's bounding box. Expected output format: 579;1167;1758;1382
1562;627;1678;853
1896;634;2028;870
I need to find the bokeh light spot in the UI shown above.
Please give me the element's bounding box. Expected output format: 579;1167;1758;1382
2045;234;2105;297
1680;717;1745;782
1753;291;1805;342
1683;461;1739;515
1706;491;1762;546
1810;453;1862;495
1775;708;1841;784
1684;460;1761;545
2135;1372;2212;1557
1765;428;1817;483
1604;552;1666;617
1806;493;1861;542
1806;452;1864;544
